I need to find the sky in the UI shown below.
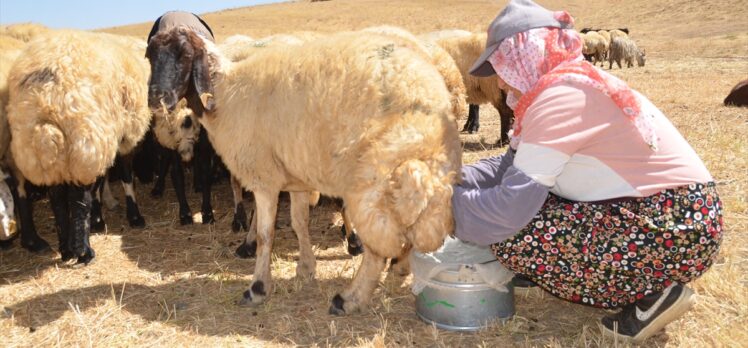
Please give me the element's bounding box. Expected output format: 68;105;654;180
0;0;286;30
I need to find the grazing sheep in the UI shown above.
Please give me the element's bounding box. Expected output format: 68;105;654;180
724;79;748;107
608;36;646;69
147;27;460;314
7;30;152;263
609;28;628;41
582;31;607;66
427;32;514;143
596;30;611;60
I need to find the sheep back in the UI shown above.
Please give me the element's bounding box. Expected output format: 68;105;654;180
7;30;151;186
361;26;467;121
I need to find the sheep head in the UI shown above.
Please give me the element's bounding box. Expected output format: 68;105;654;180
146;26;215;117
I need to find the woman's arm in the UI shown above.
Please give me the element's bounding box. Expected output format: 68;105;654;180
459;149;516;189
452;165;549;246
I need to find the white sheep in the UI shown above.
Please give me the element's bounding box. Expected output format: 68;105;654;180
146;27;461;314
426;32;515;143
582;31;607;66
608;36;646;69
609;29;628;41
7;30;153;263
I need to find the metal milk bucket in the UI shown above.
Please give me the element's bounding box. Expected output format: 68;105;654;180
411;237;515;331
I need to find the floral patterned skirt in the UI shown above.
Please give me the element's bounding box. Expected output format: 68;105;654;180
492;182;723;309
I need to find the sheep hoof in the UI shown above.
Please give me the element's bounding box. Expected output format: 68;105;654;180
76;247;95;265
467;123;480;134
128;215;146;229
60;249;76;262
346;233;364;256
21;237;51;254
235;241;257;259
179;214;194;225
328;294;346;315
236;281;266;306
201;211;215;225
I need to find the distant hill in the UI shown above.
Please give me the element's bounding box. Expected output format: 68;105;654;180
100;0;747;58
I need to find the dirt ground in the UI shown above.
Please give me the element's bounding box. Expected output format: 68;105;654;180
2;0;747;347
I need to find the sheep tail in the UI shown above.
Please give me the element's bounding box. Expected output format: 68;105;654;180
389;159;454;253
32;123;65;169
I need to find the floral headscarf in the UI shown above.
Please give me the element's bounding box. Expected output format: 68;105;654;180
488;22;658;151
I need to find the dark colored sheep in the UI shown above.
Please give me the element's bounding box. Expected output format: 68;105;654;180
724;79;748;107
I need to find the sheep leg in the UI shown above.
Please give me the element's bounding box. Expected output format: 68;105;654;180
101;179;118;210
290;191;316;279
117;154;146;228
461;104;480;134
342;207;363;256
493;92;514;146
90;176;107;232
329;245;386;315
150;144;171;198
235;207;257;258
69;184;95;264
238;189;279;306
16;180;50;253
196;129;215;224
169;150;193;225
231;176;248;232
48;184;73;261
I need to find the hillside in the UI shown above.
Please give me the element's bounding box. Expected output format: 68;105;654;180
102;0;748;58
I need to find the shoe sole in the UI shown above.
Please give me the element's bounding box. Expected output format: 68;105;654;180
601;286;695;344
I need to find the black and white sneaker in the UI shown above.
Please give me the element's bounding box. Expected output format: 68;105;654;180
601;283;695;344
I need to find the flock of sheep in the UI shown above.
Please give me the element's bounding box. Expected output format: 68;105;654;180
0;20;642;315
580;28;646;69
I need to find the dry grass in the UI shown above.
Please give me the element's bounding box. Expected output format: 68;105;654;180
2;0;748;347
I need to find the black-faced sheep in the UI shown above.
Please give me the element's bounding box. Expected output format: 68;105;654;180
724;79;748;107
425;32;515;144
7;31;152;263
147;27;460;314
609;36;646;69
146;11;223;226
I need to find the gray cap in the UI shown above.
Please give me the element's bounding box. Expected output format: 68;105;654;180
469;0;573;77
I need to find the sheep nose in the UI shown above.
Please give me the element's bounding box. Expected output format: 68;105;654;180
148;90;177;112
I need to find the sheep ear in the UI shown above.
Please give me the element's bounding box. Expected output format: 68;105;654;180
191;47;215;115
